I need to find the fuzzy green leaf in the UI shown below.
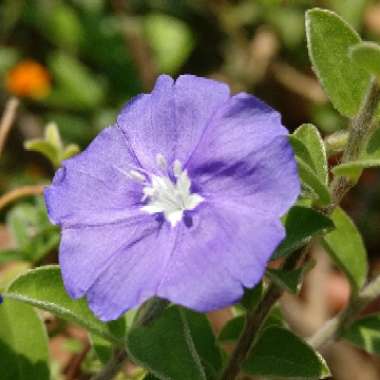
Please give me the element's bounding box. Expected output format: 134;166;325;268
294;124;328;185
242;327;330;379
296;158;331;205
0;299;50;380
351;42;380;76
3;266;123;344
127;306;207;380
306;8;370;117
322;207;368;292
273;206;334;259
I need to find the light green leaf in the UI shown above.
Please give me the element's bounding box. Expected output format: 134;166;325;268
144;14;194;73
24;140;60;168
327;0;367;29
3;266;122;344
296;158;331;205
350;42;380;76
343;314;380;354
366;128;380;158
127;306;207;380
306;8;370;117
273;206;334;259
294;124;328;185
48;52;104;110
322;207;368;291
242;327;330;379
0;298;50;380
332;159;380;179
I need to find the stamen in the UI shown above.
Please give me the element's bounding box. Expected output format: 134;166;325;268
156;153;167;171
129;169;146;183
173;160;182;177
141;155;204;227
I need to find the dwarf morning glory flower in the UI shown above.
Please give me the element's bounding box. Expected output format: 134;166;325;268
44;74;300;321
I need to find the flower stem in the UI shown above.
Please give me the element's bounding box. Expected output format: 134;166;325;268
219;77;380;380
90;348;128;380
0;97;19;157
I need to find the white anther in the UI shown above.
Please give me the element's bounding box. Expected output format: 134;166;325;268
129;170;146;183
173;160;183;177
156;153;168;171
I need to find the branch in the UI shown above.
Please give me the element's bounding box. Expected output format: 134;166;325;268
0;97;19;157
219;77;380;380
90;349;128;380
0;184;46;211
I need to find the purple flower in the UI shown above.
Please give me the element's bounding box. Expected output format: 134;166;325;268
45;75;300;321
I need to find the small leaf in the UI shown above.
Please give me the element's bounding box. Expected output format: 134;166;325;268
322;207;368;291
242;327;330;379
62;143;80;160
3;266;122;344
266;268;305;294
273;206;334;259
366;128;380;158
296;158;331;205
343;314;380;354
144;14;194;73
351;42;380;76
306;8;370;117
127;306;207;380
332;159;380;179
44;122;62;150
24;139;60;168
293;124;328;185
0;299;50;380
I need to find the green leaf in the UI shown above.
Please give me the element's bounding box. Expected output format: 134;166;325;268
127;306;207;380
48;52;104;110
273;206;334;259
144;14;194;73
266;268;305;294
0;298;50;380
306;8;370;117
6;200;60;263
366;128;380;158
293;124;328;185
343;314;380;354
296;158;331;205
218;309;284;343
332;159;380;179
242;327;330;379
218;315;245;343
322;207;368;291
3;266;122;344
181;309;222;376
351;42;380;76
24;140;60;168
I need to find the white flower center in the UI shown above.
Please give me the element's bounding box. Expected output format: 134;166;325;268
129;154;204;227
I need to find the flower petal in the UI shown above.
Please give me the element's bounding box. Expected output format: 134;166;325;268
45;127;142;228
59;216;159;300
86;223;176;321
157;203;285;312
188;93;300;218
117;74;230;170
